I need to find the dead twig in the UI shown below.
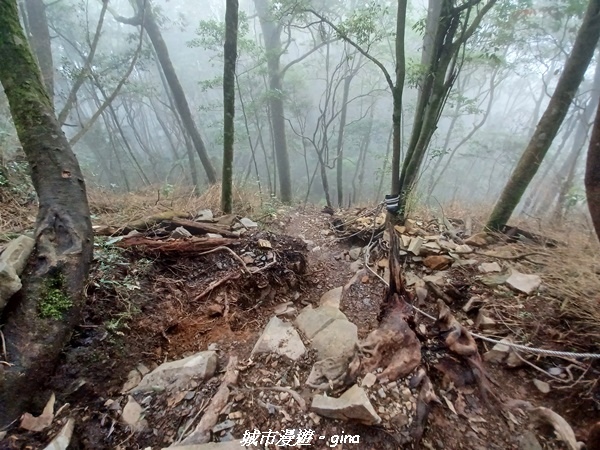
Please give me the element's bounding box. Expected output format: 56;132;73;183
196;246;250;274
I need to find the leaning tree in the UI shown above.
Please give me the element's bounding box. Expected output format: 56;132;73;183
0;0;93;425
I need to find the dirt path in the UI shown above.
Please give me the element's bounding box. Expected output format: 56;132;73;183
2;207;598;449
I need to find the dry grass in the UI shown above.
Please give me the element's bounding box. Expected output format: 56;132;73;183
88;183;264;226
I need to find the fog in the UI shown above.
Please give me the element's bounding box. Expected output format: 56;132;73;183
2;0;596;221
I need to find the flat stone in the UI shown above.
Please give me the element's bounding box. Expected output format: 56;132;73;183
311;319;357;360
408;237;424;255
480;272;511;286
122;396;145;430
462;296;485;313
361;372;377;388
43;418;75;450
0;235;34;275
274;302;296;318
533;379;550;394
320;286;343;308
171;227;192;239
453;244;474;254
311;384;381;425
423;255;453;270
121;368;143;393
349;247;362;260
506;270;541;295
415;287;428;303
465;232;489;247
295;305;346;339
475;311;496;330
239;217;258;228
480;262;502;273
400;235;411;248
423;273;445;285
0;261;21;312
306;355;352;390
252;316;305;361
206;233;223;239
195;209;214;222
132;351;217;393
167;440;251;449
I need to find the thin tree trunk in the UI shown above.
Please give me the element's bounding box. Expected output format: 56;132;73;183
487;0;600;230
0;0;92;425
585;98;600;241
222;0;238;213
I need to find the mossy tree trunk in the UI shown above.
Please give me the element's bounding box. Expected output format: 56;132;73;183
222;0;239;213
0;0;93;426
487;0;600;230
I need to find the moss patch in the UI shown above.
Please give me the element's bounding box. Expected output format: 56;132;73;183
38;273;72;319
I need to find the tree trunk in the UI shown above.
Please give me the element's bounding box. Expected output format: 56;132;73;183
254;0;292;203
0;0;93;425
222;0;239;213
487;0;600;230
129;0;217;184
586;98;600;241
23;0;53;99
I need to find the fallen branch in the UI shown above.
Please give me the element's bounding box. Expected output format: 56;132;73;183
180;356;239;445
117;237;238;254
425;280;454;305
164;218;240;238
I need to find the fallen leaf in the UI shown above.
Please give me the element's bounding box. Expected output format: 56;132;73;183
441;394;457;415
20;393;55;432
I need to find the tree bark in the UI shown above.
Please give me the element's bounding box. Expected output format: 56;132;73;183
487;0;600;230
23;0;53;99
254;0;292;203
0;0;93;425
222;0;239;213
586;98;600;241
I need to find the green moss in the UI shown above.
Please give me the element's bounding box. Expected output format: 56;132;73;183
38;273;72;319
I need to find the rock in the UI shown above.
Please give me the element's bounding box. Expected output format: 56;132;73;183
404;271;422;287
171;226;192;239
463;296;485;313
480;262;502;273
252;316;306;361
257;239;272;248
195;209;214;222
122;396;145;430
483;338;512;363
121;368;143;393
453;258;477;266
306;355;352;390
311;319;358;360
0;235;34;275
295;305;346;339
453;244;474;254
423;273;445;285
168;440;251;449
438;239;457;251
274;302;297;318
320;286;343;309
480;272;511;286
361;372;377;388
239;217;258;228
311;384;381;425
465;232;489;247
533;379;550;394
506;270;542;295
400;235;411;248
415;287;428;304
518;431;543;450
475;311;496;330
548;367;563;376
422;241;441;253
0;261;21;312
408;237;424;255
43;418;75;450
132;351;217;393
206;233;223;239
212;420;235;433
423;255;453;270
349;247;362;260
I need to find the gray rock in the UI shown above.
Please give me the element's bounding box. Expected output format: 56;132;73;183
172;227;192;239
122;396;146;430
167;440;251;449
0;261;21;312
311;384;381;425
306;355;352;390
408;237;424;256
361;372;377;388
533;379;550;394
252;316;306;361
0;235;34;275
506;270;541;295
518;431;543;450
480;262;502;273
311;319;357;360
43;418;75;450
319;286;342;308
348;247;362;261
295;305;347;339
132;351;217;393
196;209;214;222
274;302;297;318
240;217;258;228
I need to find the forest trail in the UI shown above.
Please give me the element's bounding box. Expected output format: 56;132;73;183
1;204;599;450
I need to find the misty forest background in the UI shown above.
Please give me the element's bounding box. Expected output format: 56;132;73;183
1;0;597;223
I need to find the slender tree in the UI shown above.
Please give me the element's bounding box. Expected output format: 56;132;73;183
222;0;239;213
23;0;54;98
0;0;93;425
586;98;600;241
487;0;600;230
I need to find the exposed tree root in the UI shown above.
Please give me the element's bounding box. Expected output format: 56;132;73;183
117;236;238;254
